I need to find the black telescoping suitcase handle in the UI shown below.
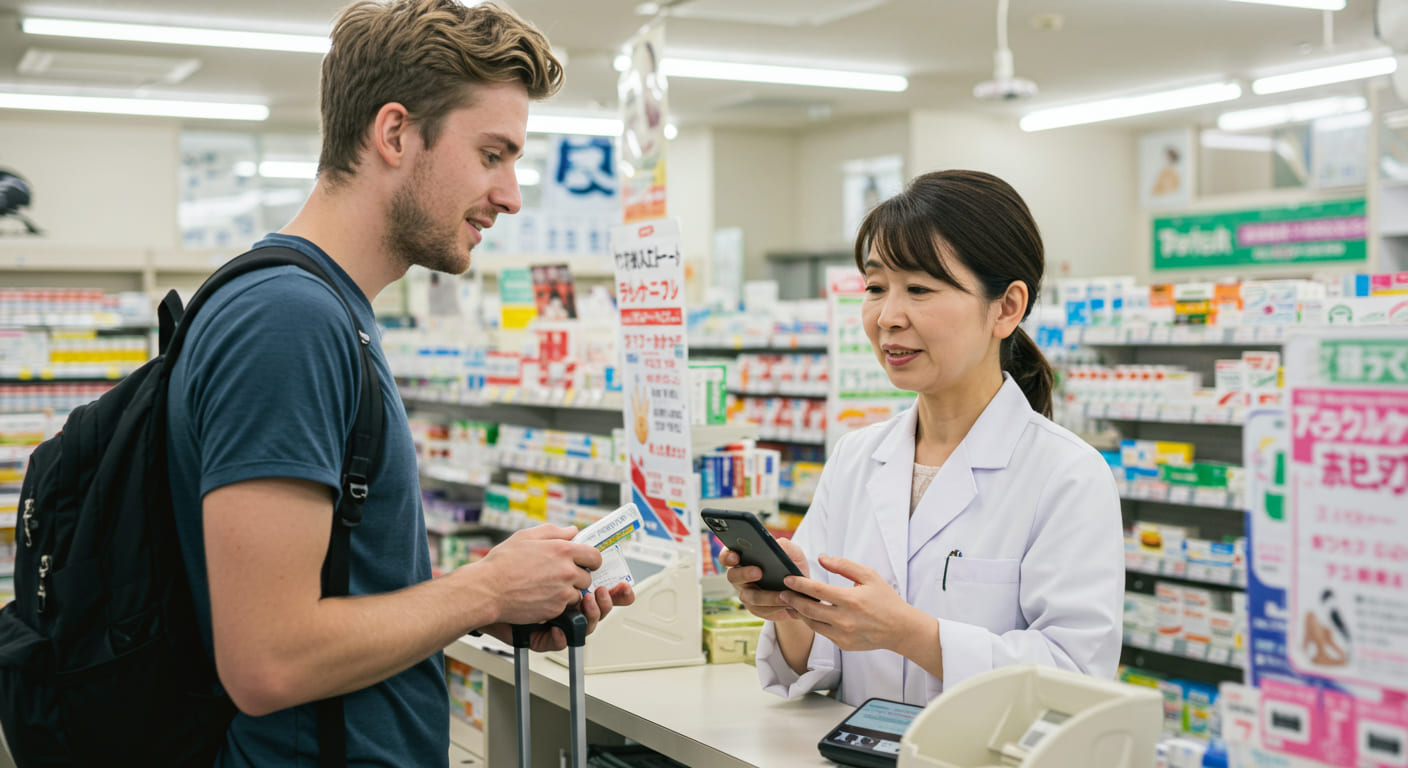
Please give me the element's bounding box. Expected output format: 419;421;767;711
511;610;588;649
512;610;589;768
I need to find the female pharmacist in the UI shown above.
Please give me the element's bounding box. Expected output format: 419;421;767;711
724;170;1123;707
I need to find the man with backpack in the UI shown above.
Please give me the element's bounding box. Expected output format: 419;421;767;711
163;1;634;764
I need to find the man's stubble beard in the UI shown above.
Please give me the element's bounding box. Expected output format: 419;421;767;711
383;161;470;276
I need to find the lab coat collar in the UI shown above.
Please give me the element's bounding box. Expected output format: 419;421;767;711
866;374;1033;471
864;374;1035;573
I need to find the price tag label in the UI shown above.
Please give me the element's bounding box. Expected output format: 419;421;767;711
1085;327;1117;344
1129;632;1153;650
16;366;33;380
1139;403;1162;421
1208;568;1234;585
1255;326;1283;343
1168;486;1194;505
1165;559;1187;577
1194;488;1230;509
562;389;577;407
1153;635;1177;654
1140;555;1162;574
1170;326;1193;344
1233;326;1258;343
1184;641;1209;660
502;387;518;403
1233;650;1248;669
1125;326;1152;344
1187;564;1210;582
1163;405;1193;423
1207;646;1232;666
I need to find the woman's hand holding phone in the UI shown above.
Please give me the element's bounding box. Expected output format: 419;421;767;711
724;536;811;622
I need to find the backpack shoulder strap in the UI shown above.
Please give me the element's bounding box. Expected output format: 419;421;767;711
165;245;380;767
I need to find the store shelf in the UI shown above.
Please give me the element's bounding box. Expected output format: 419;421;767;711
688;335;829;354
1123;630;1246;670
699;495;778;517
691;423;759;454
1115;478;1244;511
398;382;624;413
423;515;499;537
0;318;153;332
1065;325;1289;346
420;464;494;488
472;252;615;279
1126;552;1246;589
1074;401;1247;426
496;449;624;484
755;428;826;446
0;365;136;381
729;388;827;399
0;446;33;464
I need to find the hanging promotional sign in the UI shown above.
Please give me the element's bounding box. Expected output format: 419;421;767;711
1230;329;1408;768
1287;332;1408;690
1152;198;1366;270
618;23;668;224
613;218;694;544
825;267;911;454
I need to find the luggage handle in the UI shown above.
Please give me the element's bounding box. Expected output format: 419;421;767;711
511;609;588;650
511;610;589;768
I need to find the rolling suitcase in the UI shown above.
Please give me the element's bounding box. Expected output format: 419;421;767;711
512;611;589;768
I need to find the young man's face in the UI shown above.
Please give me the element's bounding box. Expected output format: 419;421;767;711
385;80;529;275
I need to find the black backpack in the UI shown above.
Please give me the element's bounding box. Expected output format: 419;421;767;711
0;246;383;767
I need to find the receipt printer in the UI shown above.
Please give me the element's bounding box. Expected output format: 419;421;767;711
897;665;1162;768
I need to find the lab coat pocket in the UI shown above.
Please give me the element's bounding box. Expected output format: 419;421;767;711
940;557;1023;635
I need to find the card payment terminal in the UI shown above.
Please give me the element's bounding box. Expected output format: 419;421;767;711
818;698;924;767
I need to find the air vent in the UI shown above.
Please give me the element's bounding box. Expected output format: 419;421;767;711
660;0;886;26
18;48;201;86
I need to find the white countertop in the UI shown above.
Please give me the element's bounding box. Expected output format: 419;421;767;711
448;636;853;768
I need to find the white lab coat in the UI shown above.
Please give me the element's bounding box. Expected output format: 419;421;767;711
757;375;1124;707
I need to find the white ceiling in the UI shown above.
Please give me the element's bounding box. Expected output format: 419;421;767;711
0;0;1391;132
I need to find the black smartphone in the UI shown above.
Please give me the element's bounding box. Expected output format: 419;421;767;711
701;509;803;591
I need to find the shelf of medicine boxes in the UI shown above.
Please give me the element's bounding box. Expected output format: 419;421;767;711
1122;628;1247;671
1061;324;1289;346
1113;474;1244;512
398;380;624;413
1072;401;1248;427
0;365;140;381
687;334;829;354
1125;551;1247;589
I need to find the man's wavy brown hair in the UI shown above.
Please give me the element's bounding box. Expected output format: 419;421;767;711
318;0;563;184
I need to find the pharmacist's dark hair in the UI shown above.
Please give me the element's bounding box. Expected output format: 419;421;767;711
854;169;1054;418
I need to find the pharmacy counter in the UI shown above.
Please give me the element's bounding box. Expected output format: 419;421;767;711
447;635;853;767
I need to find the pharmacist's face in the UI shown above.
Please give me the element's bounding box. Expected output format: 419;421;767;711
384;81;528;275
861;244;999;397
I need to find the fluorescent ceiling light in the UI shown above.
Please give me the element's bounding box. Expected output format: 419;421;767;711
1200;131;1277;151
258;160;317;179
1227;0;1344;9
515;167;540;186
1020;82;1242;132
0;91;268;120
664;123;678;140
1217;95;1366;130
660;58;907;92
526;114;621;136
1313;110;1372;131
1252;56;1397;95
23;17;329;54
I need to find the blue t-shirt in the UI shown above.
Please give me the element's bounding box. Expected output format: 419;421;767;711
167;234;447;767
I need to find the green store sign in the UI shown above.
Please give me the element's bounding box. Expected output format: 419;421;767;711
1153;198;1367;270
